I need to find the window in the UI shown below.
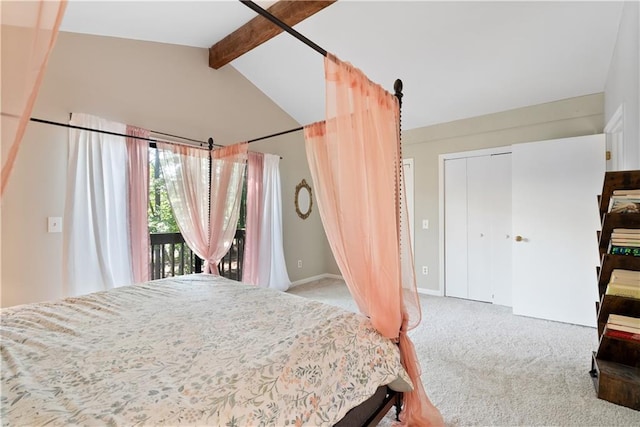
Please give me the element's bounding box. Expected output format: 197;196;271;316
148;146;247;280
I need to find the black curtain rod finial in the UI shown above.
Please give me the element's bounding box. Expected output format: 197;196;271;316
394;79;403;95
394;79;403;106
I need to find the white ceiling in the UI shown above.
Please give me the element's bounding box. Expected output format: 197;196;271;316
60;1;624;130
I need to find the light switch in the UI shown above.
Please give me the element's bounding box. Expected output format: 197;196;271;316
48;217;62;233
422;219;429;230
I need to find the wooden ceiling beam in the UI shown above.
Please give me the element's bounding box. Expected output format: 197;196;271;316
209;1;336;69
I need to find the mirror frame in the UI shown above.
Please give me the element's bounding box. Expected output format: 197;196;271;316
295;179;313;220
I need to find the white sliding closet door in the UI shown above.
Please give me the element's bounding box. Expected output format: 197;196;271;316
443;149;512;304
444;158;468;299
512;134;604;326
467;155;492;302
489;153;513;307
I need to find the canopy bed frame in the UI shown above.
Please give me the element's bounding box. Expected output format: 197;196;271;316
8;1;412;426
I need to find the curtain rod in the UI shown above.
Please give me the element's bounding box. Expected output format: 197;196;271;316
239;0;328;57
247;126;303;143
30;117;283;158
29;117;223;149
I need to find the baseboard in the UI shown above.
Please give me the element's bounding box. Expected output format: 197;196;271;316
417;287;443;297
290;273;344;288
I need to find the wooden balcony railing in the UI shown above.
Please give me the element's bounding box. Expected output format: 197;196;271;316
150;229;245;281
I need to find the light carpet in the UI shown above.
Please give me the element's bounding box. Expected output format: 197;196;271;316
288;278;640;426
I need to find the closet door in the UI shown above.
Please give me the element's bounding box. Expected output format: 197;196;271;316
466;155;492;302
443;151;512;304
444;158;468;298
488;153;512;306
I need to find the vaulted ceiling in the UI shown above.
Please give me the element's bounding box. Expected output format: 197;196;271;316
60;1;624;130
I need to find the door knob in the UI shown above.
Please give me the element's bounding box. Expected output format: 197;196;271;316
515;235;523;242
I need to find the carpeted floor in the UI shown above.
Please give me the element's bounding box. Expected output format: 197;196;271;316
288;278;640;426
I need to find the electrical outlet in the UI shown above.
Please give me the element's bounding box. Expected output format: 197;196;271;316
422;266;428;275
297;260;303;268
48;217;62;233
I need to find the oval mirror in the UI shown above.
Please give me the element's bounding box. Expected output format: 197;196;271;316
295;179;313;220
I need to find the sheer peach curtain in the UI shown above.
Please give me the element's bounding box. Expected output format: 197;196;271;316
304;55;443;426
243;151;264;284
1;0;67;196
126;126;150;283
157;142;247;274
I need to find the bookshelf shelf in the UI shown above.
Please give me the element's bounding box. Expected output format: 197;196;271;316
590;170;640;411
597;294;640;336
597;254;640;296
598;213;640;255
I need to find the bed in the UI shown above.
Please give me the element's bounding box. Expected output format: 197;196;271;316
1;274;411;426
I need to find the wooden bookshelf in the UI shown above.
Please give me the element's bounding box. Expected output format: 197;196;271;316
590;170;640;411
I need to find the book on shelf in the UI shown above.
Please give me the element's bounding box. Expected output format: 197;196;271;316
610;246;640;256
607;313;640;329
603;326;640;342
605;283;640;299
605;320;640;333
612;189;640;196
611;234;640;241
611;236;640;243
604;314;640;342
610;240;640;247
609;271;640;288
612;228;640;234
609;197;640;214
610;268;640;283
611;234;640;240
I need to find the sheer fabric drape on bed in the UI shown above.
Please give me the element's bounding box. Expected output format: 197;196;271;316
1;0;67;196
157;142;247;274
304;55;443;426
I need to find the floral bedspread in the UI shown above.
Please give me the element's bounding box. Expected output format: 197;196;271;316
1;274;411;426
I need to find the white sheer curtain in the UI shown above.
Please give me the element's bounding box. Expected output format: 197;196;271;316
63;113;134;296
257;154;291;291
157;142;247;274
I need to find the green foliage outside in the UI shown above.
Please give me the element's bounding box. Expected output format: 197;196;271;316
147;148;247;234
148;148;179;233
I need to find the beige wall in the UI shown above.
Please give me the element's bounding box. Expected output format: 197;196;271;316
404;93;604;293
604;0;639;170
1;31;329;307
